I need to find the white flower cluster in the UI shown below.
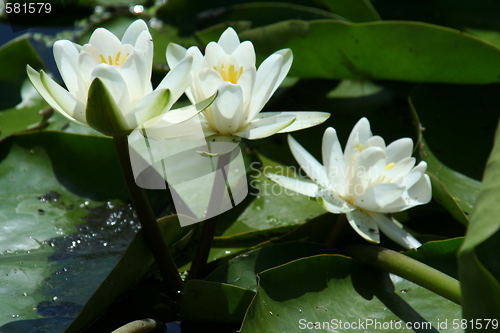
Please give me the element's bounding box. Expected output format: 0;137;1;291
267;118;432;249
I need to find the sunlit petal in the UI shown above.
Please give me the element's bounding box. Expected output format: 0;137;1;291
346;210;380;243
266;173;319;197
288;134;329;188
370;213;421;249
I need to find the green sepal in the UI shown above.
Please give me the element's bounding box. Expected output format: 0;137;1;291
142;88;172;123
86;78;130;136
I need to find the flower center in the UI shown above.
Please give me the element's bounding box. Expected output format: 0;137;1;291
99;52;130;66
354;144;365;153
214;64;243;84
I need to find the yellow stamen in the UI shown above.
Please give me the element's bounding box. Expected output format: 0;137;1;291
385;162;395;170
354;144;365;153
98;52;130;66
214;64;243;84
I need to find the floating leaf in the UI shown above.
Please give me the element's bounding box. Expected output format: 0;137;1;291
319;0;381;22
206;241;337;292
180;280;255;323
0;141;133;331
459;118;500;321
66;215;195;333
241;255;462;332
238;20;500;83
217;151;325;236
0;36;44;109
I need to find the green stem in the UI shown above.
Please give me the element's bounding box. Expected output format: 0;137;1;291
346;244;462;305
113;135;184;293
188;152;231;280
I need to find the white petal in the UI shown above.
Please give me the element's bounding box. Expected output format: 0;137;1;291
407;173;432;204
377;172;431;213
204;42;227;68
211;82;244;134
142;115;205;142
40;70;86;124
199;116;217;137
121;19;148;45
266;173;319;197
248;54;282;120
192;68;223;102
381;157;415;186
317;189;353;213
345;117;372;159
237;67;256;119
354;183;405;212
401;161;427;189
27;66;87;126
231;41;256;69
235;113;295;140
88;28;122;57
348;146;386;196
288;134;330;188
79;45;101;86
166;43;187;68
217;27;241;54
156;54;193;109
386;138;413;163
276;111;330;133
370;213;421;249
120;51;151;103
91;64;131;119
322;127;346;195
133;30;154;79
346;210;380;243
161;92;217;125
53;40;81;98
365;135;385;149
140;99;213;140
268;49;293;96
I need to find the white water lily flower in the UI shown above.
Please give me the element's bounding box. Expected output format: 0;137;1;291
266;117;432;249
27;19;202;136
166;27;329;154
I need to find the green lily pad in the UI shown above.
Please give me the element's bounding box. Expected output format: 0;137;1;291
217;151;326;236
0;140;132;330
319;0;381;22
459;117;500;320
3;131;128;201
206;241;337;292
66;215;195;333
409;86;483;225
418;139;480;225
409;84;499;180
371;0;500;31
0;36;45;109
238;20;500;83
193;2;345;33
241;255;462;333
156;0;338;32
180;280;255;323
